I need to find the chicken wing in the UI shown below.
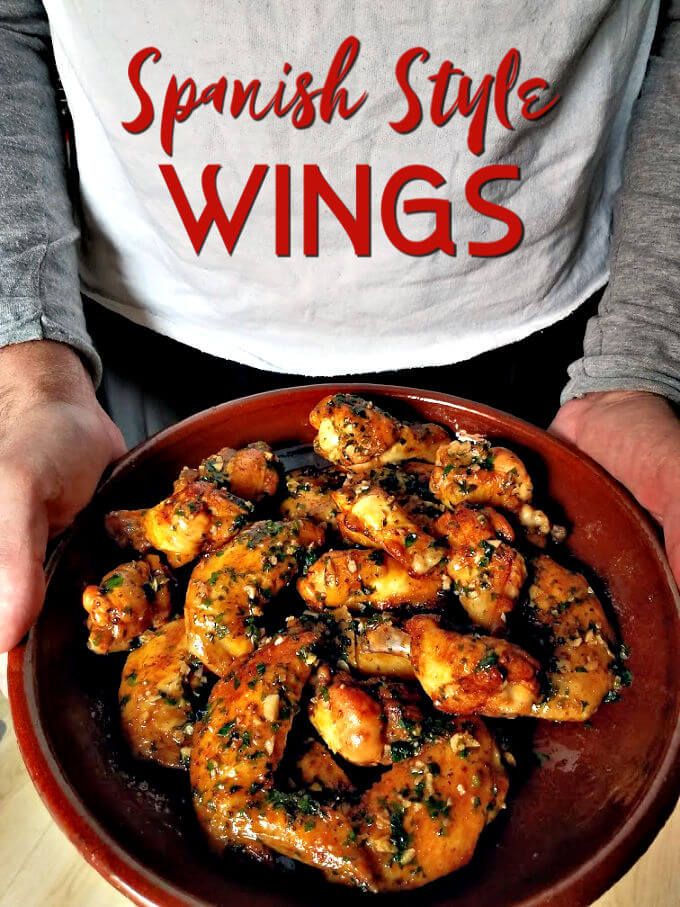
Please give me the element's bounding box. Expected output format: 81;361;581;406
363;465;446;531
119;618;205;769
527;555;617;720
180;442;281;502
185;519;325;676
309;667;425;766
310;393;448;471
296;740;354;794
83;554;173;654
407;615;541;718
336;507;446;551
332;482;445;576
106;480;254;568
340;615;415;679
430;433;563;546
190;627;376;890
298;548;446;612
358;717;508;890
279;465;345;528
436;507;527;633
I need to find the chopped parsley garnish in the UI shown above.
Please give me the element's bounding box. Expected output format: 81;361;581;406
425;796;450;819
478;540;496;567
475;650;499;672
391;740;419;762
388;803;411;864
100;573;124;593
617;667;633;687
266;790;323;819
398;715;418;735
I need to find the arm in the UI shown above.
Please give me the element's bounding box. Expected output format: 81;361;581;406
554;2;680;585
0;1;124;654
0;0;99;373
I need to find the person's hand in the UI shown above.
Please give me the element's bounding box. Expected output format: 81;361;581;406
0;341;125;654
550;390;680;588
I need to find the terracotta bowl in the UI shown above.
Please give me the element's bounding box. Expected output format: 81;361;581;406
8;384;680;906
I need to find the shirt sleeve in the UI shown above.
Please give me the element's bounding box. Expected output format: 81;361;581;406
562;0;680;406
0;0;101;383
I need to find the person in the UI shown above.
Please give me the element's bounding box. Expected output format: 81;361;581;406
0;0;678;655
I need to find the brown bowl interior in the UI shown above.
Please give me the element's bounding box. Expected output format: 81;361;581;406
9;384;680;907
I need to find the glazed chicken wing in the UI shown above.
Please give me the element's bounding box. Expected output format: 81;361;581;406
340;615;415;679
309;667;425;766
279;465;345;528
436;507;527;633
430;433;563;546
185;519;325;676
190;628;376;890
119;618;205;769
527;555;617;720
296;740;354;793
181;442;281;502
83;554;173;654
407;615;541;718
310;393;448;471
363;465;445;532
333;482;445;576
106;480;254;568
358;717;508;890
298;548;446;612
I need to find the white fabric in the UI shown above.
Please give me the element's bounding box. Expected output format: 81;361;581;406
44;0;658;374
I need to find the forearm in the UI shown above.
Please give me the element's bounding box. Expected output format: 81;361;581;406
0;0;100;381
562;2;680;406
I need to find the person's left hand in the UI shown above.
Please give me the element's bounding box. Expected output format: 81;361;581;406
550;390;680;588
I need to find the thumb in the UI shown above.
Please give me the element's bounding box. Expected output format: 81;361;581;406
548;400;583;444
0;468;49;653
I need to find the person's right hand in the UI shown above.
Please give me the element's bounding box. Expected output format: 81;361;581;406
0;340;125;653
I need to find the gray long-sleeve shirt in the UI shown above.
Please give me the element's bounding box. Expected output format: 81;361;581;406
563;0;680;404
0;0;678;401
0;0;98;378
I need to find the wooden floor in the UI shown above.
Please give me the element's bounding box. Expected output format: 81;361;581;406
1;694;678;906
